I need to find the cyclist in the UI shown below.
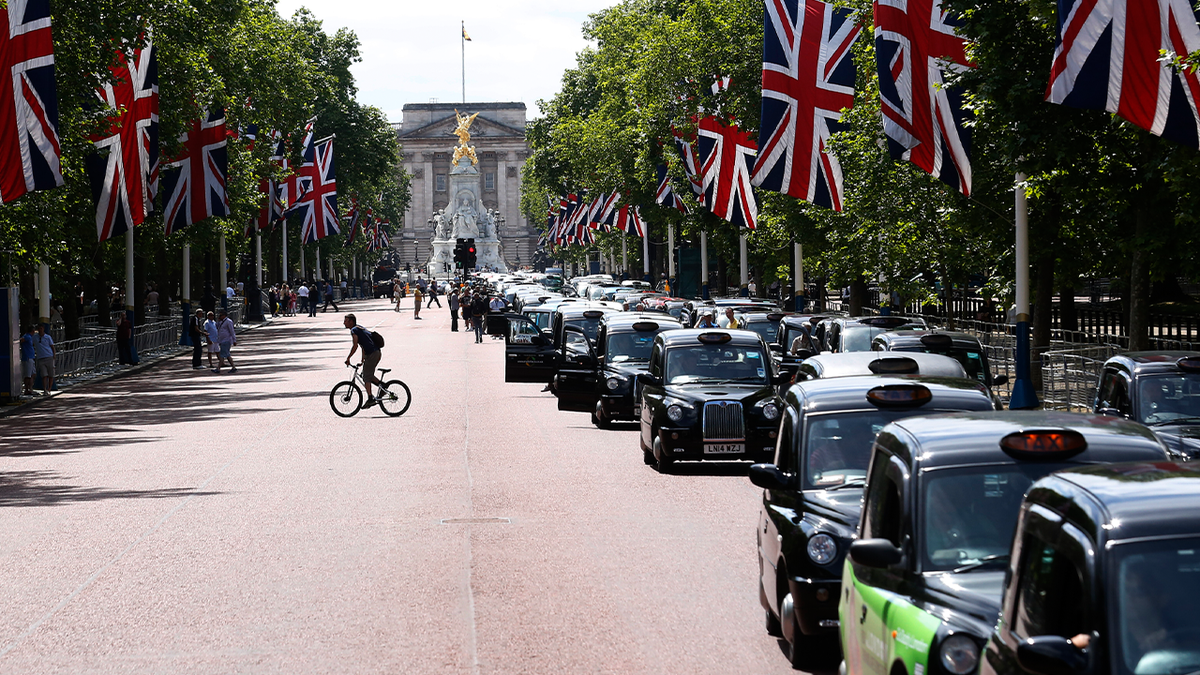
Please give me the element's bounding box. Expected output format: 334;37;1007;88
343;313;383;408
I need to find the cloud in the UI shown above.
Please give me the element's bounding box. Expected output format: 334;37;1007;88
275;1;614;121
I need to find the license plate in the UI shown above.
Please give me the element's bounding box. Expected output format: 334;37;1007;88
704;443;745;455
634;404;641;417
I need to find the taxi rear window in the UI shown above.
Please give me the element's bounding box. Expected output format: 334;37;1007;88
894;345;988;383
607;332;657;363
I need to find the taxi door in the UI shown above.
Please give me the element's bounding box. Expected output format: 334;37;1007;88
554;325;600;411
759;409;799;614
504;314;557;383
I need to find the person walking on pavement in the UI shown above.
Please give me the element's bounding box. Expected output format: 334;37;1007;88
343;313;383;406
213;309;237;374
297;282;309;314
471;292;489;343
394;279;403;312
461;290;473;331
19;325;34;396
189;309;206;369
322;280;339;312
204;311;220;369
426;281;441;308
488;295;506;339
448;289;460;332
115;313;133;365
33;323;55;395
412;284;423;320
308;282;320;317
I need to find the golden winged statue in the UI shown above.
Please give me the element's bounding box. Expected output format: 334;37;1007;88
451;109;481;165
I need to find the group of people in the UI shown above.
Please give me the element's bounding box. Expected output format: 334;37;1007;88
18;324;56;396
187;309;238;374
267;280;339;318
393;277;442;319
450;286;506;343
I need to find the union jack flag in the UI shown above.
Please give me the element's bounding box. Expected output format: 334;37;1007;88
615;205;646;237
875;0;973;195
753;0;861;211
343;196;361;246
294;137;339;243
655;164;690;213
697;116;759;229
673;129;705;200
1047;0;1200;147
161;108;228;235
0;0;62;204
88;42;157;242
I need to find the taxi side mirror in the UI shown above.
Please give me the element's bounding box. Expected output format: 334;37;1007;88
771;372;791;385
1016;636;1087;675
769;343;784;354
749;463;792;491
848;539;903;568
1096;407;1122;417
638;373;662;388
530;336;547;347
993;374;1009;387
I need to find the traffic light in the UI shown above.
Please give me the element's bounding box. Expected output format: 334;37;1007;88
466;238;477;269
454;238;466;268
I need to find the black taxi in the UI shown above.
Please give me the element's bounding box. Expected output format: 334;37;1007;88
839;412;1170;675
1093;351;1200;458
796;352;971;383
502;304;617;384
748;375;998;669
872;330;1009;391
979;460;1200;675
637;329;787;471
551;313;683;422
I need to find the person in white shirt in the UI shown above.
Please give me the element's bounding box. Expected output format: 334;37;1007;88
297;283;310;313
226;285;235;299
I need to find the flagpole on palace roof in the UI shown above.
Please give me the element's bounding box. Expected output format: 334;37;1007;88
461;21;466;104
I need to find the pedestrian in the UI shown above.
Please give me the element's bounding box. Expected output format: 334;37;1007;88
308;282;319;317
19;325;34;395
268;287;278;317
448;288;460;332
204;311;219;369
394;279;403;312
297;282;309;313
471;292;489;343
115;313;133;365
412;284;423;320
723;307;741;329
322;280;339;312
189;309;205;369
145;285;159;310
213;309;237;374
461;290;473;331
33;323;55;395
343;313;383;406
488;294;506;340
427;281;441;308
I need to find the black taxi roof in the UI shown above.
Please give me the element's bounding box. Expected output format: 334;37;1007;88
555;303;618;318
802;352;968;378
781;314;833;328
872;330;983;348
885;411;1168;470
603;313;683;330
1037;461;1200;541
1101;351;1200;376
786;375;994;414
658;328;766;348
739;311;794;323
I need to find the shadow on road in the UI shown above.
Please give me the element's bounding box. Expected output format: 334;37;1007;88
0;470;223;507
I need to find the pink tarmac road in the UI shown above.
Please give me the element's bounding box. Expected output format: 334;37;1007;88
0;298;816;674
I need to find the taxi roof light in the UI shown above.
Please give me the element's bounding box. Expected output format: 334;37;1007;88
868;357;920;375
866;384;933;407
1177;356;1200;374
1000;429;1088;458
767;313;785;322
697;332;732;344
919;334;954;350
632;321;660;332
582;310;606;319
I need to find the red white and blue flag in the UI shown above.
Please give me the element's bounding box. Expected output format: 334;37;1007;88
1047;0;1200;147
343;196;361;246
874;0;973;195
673;129;705;201
294;136;339;244
0;0;62;204
88;42;157;242
615;205;646;237
753;0;861;211
697;116;759;229
655;164;690;214
161;108;228;235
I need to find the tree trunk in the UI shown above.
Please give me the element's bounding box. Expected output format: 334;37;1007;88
18;267;34;328
849;276;868;316
59;278;80;340
1129;206;1151;350
1032;253;1055;391
1060;285;1077;332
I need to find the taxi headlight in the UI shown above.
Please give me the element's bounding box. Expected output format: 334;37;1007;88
762;402;780;421
807;533;836;565
939;634;979;675
666;404;685;422
606;377;623;391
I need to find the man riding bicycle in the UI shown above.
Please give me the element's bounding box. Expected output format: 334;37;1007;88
344;314;383;408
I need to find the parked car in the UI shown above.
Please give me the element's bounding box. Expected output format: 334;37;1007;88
872;330;1009;391
838;411;1170;675
795;352;971;383
979;460;1200;675
749;375;998;669
1092;351;1200;458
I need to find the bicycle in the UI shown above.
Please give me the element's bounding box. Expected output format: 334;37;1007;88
329;363;412;417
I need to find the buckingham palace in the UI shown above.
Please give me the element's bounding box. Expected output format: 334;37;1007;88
392;101;538;270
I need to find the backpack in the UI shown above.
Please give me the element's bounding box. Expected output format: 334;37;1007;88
370;330;385;348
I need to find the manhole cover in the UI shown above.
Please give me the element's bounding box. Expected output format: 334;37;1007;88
439;517;511;525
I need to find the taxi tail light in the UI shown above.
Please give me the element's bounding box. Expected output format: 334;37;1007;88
697;332;732;344
866;384;933;407
1000;429;1088;459
632;321;659;332
919;333;954;351
868;357;920;375
1177;356;1200;373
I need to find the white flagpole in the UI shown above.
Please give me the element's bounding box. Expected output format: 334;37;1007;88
282;222;289;284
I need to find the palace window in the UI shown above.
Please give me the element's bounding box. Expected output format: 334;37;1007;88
485;172;495;191
436;174;447;192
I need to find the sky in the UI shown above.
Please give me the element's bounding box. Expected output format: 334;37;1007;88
274;0;618;124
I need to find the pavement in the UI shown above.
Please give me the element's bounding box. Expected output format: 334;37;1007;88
0;297;812;674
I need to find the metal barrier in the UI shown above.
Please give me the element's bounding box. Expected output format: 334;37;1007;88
1040;345;1120;412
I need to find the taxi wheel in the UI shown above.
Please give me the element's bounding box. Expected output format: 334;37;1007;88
765;608;782;637
782;592;832;670
653;435;673;473
592;403;610;429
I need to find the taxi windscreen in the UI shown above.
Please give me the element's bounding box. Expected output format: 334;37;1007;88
919;465;1067;572
606;332;656;363
1138;374;1200;425
665;345;769;385
745;320;780;345
1111;537;1200;675
840;326;887;352
565;318;604;343
803;412;906;489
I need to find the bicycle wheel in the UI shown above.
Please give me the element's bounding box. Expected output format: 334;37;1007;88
377;379;412;417
330;381;363;417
